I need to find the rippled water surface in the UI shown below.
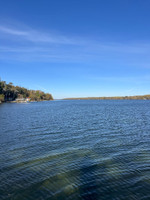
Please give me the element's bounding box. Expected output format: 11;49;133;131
0;100;150;200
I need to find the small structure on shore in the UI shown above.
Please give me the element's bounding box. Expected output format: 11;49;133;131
26;98;30;103
16;98;30;103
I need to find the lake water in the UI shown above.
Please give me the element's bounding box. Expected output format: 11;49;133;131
0;100;150;200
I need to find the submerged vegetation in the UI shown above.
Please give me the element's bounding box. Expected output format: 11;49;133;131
0;79;53;102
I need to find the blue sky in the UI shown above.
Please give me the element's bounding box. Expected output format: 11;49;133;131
0;0;150;99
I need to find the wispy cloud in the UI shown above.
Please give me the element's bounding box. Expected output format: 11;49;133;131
0;26;28;36
0;23;150;65
86;75;150;83
0;25;78;45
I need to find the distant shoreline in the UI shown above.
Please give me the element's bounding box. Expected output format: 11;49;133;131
63;95;150;100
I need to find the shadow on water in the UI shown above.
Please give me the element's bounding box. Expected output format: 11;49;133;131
1;149;150;200
79;155;99;200
78;154;150;200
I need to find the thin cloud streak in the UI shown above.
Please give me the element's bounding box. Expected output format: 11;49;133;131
0;25;78;45
0;24;150;65
87;75;150;83
0;25;28;36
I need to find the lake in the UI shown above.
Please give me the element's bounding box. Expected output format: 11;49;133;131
0;100;150;200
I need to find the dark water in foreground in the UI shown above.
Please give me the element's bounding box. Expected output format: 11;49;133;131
0;100;150;200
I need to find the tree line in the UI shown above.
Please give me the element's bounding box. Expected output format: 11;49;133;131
0;80;53;102
64;95;150;100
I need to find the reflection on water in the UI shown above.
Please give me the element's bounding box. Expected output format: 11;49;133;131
0;100;150;200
